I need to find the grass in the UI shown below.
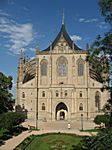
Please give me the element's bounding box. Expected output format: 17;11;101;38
24;133;82;150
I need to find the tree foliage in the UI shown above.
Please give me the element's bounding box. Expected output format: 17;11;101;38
0;72;13;113
81;129;112;150
91;0;112;128
94;114;112;127
0;112;25;130
88;0;112;84
99;0;112;25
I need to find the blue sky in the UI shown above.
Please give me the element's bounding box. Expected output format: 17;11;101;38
0;0;110;97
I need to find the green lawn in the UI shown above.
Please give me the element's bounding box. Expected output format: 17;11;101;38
24;133;82;150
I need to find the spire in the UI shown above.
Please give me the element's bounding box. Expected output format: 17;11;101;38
20;49;22;59
62;10;65;25
17;49;23;82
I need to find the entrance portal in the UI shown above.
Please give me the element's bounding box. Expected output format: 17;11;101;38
55;102;68;120
60;111;65;120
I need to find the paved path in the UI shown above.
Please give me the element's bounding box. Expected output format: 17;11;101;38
0;120;97;150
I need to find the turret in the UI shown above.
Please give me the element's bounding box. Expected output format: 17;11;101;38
17;49;23;83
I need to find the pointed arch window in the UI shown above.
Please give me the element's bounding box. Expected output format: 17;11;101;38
57;56;67;76
95;91;101;112
40;59;48;76
42;103;45;110
79;103;83;111
77;59;84;76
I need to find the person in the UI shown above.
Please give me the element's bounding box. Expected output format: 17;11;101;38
68;123;71;129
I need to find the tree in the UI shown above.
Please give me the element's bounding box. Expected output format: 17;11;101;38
99;0;112;25
89;0;112;128
0;72;13;114
0;112;25;130
88;0;112;84
80;130;112;150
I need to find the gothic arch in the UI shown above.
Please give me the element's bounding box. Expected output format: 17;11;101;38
95;91;101;112
55;102;68;120
56;56;68;76
77;58;84;76
40;59;48;76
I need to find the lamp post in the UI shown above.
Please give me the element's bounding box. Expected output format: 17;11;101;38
36;112;38;130
81;114;83;131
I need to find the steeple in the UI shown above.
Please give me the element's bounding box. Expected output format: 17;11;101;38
17;49;23;83
62;10;65;25
43;12;82;51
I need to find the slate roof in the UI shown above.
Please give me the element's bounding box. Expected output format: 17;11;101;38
43;24;82;51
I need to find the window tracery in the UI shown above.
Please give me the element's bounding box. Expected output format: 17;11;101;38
95;91;100;112
40;59;48;76
77;59;84;76
57;56;67;76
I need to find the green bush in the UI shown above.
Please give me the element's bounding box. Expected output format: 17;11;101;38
0;112;25;130
82;129;112;150
94;114;110;127
0;129;12;141
14;135;35;150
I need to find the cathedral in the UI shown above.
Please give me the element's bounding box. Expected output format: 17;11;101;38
16;19;109;126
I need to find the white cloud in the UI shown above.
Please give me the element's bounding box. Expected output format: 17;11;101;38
29;47;36;52
98;24;108;29
78;17;109;29
0;9;10;17
79;18;85;22
70;35;82;41
23;7;29;11
30;56;35;60
79;18;98;23
0;11;34;54
98;21;108;29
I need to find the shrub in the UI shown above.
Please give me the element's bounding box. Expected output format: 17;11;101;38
14;135;35;150
94;114;110;127
0;129;12;141
0;112;25;130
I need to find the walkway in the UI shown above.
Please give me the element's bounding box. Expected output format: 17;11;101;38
0;120;97;150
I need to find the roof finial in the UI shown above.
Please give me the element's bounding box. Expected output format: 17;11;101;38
62;9;65;25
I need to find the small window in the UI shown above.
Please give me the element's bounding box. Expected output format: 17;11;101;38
42;103;45;110
56;90;59;97
31;108;32;111
22;92;25;98
42;91;45;97
79;103;83;111
80;91;82;97
31;92;32;95
93;83;94;86
65;90;67;97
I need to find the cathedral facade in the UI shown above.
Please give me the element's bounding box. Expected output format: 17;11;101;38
16;21;109;126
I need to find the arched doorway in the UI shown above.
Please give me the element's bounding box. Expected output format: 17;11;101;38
55;102;68;120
